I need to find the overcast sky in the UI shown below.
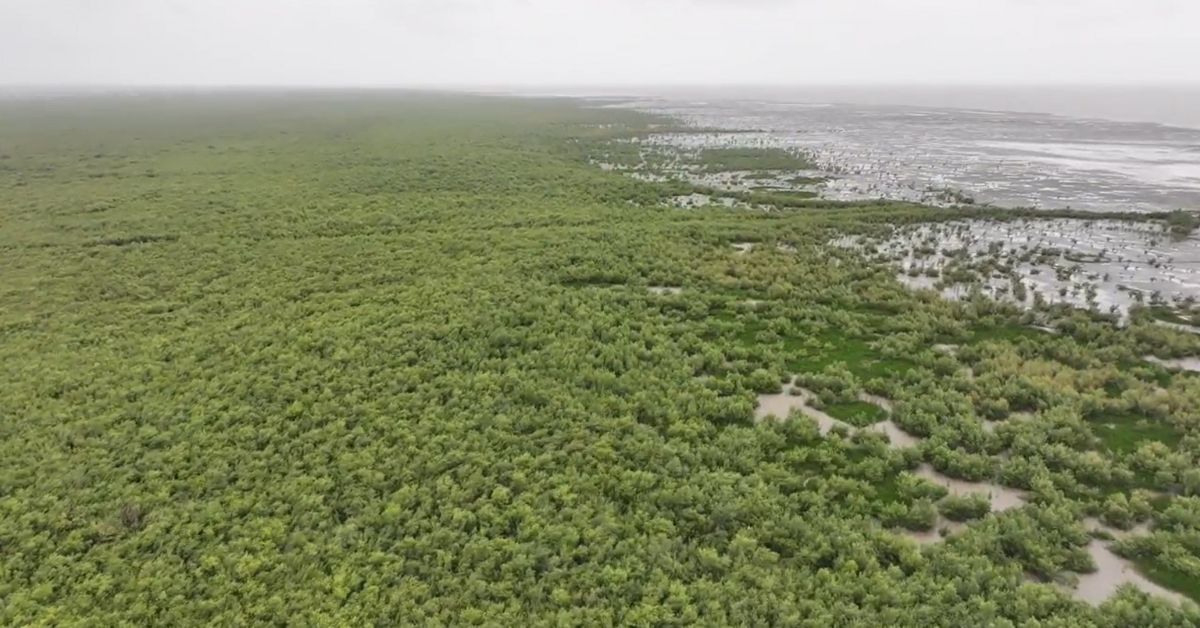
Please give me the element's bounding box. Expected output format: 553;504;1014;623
2;0;1198;86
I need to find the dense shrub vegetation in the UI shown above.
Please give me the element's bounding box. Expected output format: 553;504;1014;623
2;91;1199;625
690;147;816;173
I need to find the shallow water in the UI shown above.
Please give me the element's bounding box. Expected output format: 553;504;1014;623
577;85;1200;131
913;464;1026;512
1074;540;1187;606
895;461;1024;546
841;218;1200;317
755;390;1031;548
754;384;922;450
606;92;1200;212
855;394;923;447
752;386;806;423
1060;519;1188;605
753;384;846;435
868;420;922;448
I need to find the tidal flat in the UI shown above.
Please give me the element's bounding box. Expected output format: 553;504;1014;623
597;91;1200;212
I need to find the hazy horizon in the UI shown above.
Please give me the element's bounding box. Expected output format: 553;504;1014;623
5;81;1199;89
7;82;1199;130
3;1;1199;86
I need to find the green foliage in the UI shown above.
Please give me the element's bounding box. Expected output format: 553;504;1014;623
1143;305;1200;329
788;332;916;381
1090;412;1182;455
825;400;889;427
938;494;992;522
1166;210;1200;238
900;498;939;531
2;91;1200;625
1134;558;1200;604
